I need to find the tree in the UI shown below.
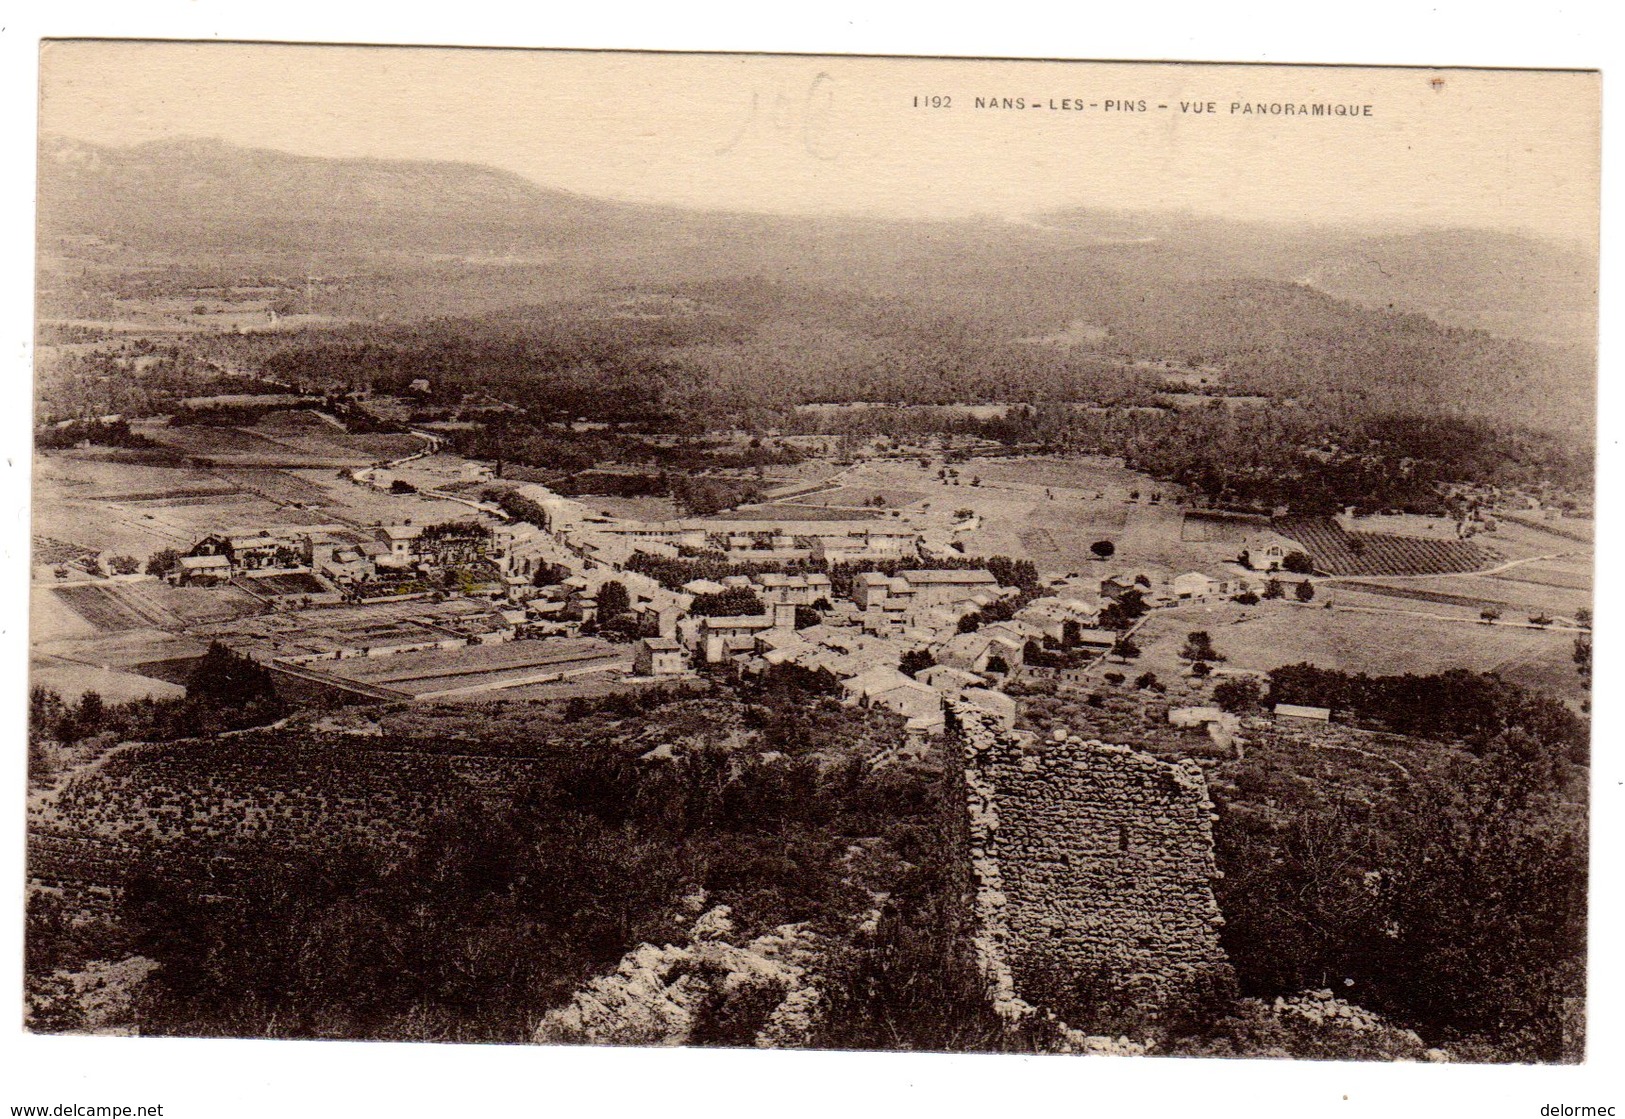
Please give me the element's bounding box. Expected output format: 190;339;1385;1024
596;581;631;619
1213;677;1263;713
1282;551;1314;575
957;613;982;634
984;654;1009;675
75;691;107;736
599;615;645;642
146;549;182;578
1480;606;1501;624
1090;540;1116;561
899;649;936;678
1100;590;1148;631
107;555;141;575
1190;661;1213;678
1263;579;1285;600
1575;607;1592;630
389;479;417;495
1294;580;1316;603
689;588;765;617
184;642;283;730
532;562;570;588
1134;672;1162;692
1180;631;1222;663
794;604;821;629
1112;636;1141;661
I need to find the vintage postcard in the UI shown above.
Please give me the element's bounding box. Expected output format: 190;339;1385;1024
25;41;1599;1070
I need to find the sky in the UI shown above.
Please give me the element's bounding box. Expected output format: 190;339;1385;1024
38;41;1602;244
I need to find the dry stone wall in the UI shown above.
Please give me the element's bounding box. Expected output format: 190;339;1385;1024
944;700;1234;1029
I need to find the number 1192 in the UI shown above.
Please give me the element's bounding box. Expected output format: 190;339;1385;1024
913;95;951;109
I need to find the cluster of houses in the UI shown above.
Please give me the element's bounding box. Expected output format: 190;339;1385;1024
591;565;1110;734
172;520;516;592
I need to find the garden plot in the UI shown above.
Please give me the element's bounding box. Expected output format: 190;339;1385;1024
51;581;265;634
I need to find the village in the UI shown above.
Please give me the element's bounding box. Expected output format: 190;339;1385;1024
33;408;1478;740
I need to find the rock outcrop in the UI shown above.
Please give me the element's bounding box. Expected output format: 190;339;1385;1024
534;906;822;1048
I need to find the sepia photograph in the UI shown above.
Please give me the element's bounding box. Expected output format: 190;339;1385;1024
10;20;1613;1114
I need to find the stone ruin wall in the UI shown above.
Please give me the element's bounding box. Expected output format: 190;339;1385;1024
942;701;1234;1028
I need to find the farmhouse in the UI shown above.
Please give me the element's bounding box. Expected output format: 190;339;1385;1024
898;569;1000;607
699;601;799;663
1016;596;1103;641
375;523;423;565
186;531;298;573
839;665;944;732
933;628;1025;674
632;636;687;677
1241;531;1310;572
1101;571;1154;601
1170;572;1238;600
851;568;997;610
174;553;232;586
751;571;834;606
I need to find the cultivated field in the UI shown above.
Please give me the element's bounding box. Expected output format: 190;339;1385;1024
134;418;427;467
832;456;1220;575
1275;515;1495;577
1336;572;1590;621
1123;598;1585;706
50;581;264;633
793;485;928;510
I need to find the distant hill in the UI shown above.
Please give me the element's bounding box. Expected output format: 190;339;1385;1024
34;136;1596;436
1036;206;1598;349
36;135;655;255
1289;228;1598;349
